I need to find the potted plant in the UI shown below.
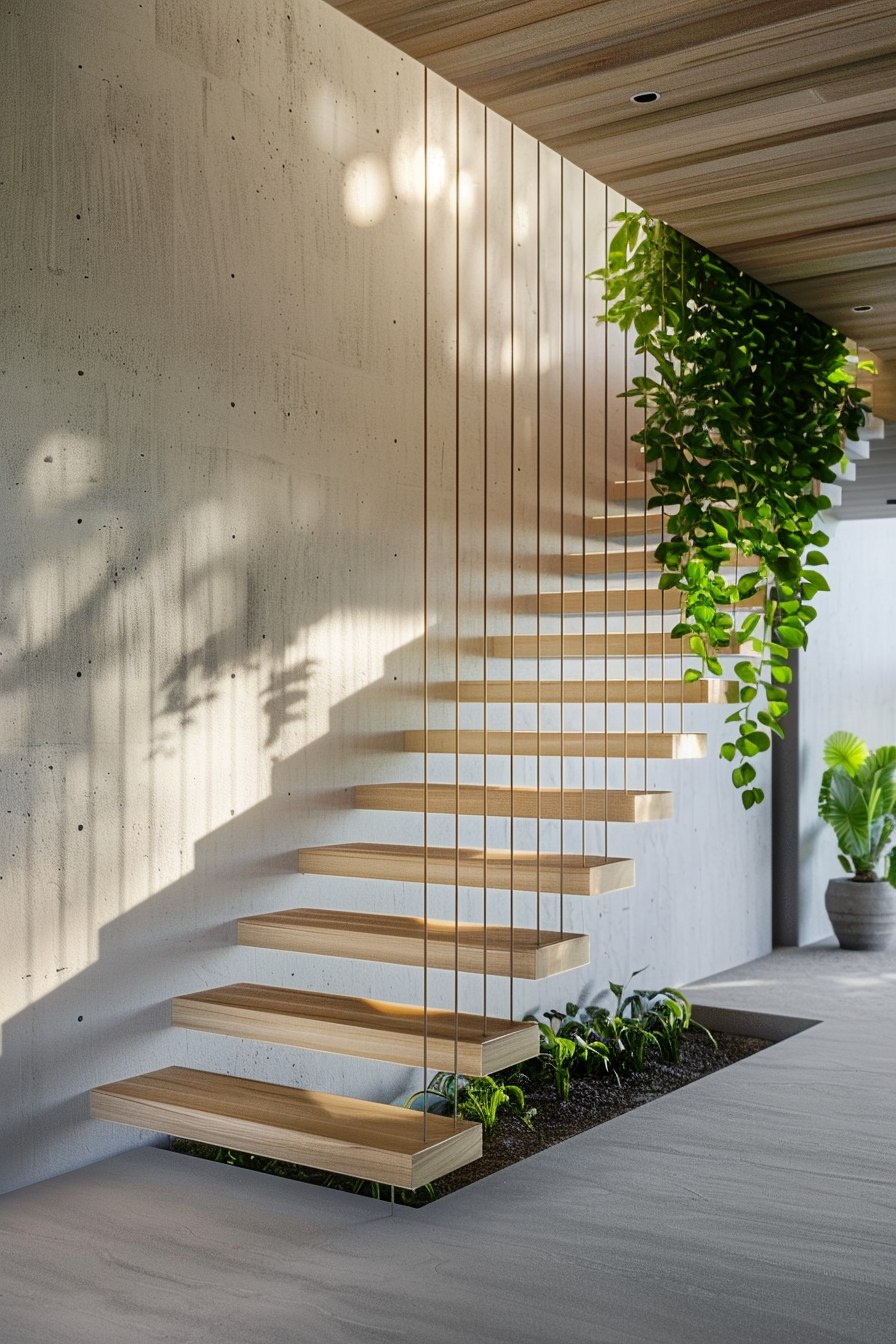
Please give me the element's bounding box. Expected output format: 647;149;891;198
817;731;896;950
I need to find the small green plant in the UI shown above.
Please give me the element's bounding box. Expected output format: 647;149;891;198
524;1006;612;1099
818;730;896;883
404;1070;535;1134
591;209;870;807
528;972;714;1089
593;971;712;1066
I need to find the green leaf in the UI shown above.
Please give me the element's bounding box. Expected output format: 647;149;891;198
823;731;869;773
683;668;702;683
720;742;736;762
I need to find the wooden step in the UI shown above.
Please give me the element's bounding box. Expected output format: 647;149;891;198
587;511;664;539
171;984;541;1074
585;503;732;539
559;549;663;576
238;908;590;979
404;730;706;759
91;1066;481;1189
608;476;651;500
487;633;757;658
452;678;736;704
517;588;763;615
560;549;751;576
354;783;674;823
298;842;636;895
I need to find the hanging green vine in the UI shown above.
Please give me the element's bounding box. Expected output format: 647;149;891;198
590;211;870;807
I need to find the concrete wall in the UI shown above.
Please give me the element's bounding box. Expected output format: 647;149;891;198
797;518;896;944
0;0;771;1195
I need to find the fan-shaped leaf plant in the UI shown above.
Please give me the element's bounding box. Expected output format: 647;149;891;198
591;212;870;806
818;730;896;884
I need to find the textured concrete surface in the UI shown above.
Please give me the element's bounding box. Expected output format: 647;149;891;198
1;942;893;1344
2;0;774;1197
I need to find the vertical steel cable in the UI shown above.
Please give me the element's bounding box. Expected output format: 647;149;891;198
600;183;609;862
629;225;646;792
453;86;461;1124
622;207;630;797
660;234;667;739
422;68;430;1142
535;144;542;942
481;106;489;1030
558;161;565;933
680;233;686;735
583;177;591;905
509;126;516;1019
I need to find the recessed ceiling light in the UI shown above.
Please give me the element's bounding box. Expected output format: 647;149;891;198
630;91;661;104
851;304;874;313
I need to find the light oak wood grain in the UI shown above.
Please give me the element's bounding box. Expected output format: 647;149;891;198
171;985;541;1074
91;1066;481;1188
486;632;757;657
324;0;896;375
451;678;736;704
403;730;706;760
238;908;591;979
517;588;763;615
354;782;675;822
558;549;750;575
297;842;636;895
587;512;665;539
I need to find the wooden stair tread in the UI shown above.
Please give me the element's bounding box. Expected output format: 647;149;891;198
354;783;674;823
588;513;664;538
404;729;706;759
487;633;757;658
298;842;636;896
452;678;736;704
520;588;763;615
560;549;751;576
238;908;590;979
171;983;541;1074
91;1066;481;1189
608;477;652;501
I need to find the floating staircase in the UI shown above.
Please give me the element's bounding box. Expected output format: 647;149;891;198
89;451;749;1190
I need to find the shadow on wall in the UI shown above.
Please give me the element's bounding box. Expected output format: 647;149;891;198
0;421;431;1194
0;654;427;1194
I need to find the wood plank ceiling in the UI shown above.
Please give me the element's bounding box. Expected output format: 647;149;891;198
328;0;896;419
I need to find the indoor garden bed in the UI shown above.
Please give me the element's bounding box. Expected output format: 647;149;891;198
169;978;772;1208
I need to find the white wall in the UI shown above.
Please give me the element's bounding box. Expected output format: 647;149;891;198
797;517;896;944
0;0;771;1195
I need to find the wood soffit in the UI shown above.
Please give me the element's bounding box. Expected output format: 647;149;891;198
328;0;896;375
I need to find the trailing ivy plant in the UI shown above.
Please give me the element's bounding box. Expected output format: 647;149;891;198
591;211;870;806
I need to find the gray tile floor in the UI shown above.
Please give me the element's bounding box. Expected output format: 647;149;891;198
1;942;894;1344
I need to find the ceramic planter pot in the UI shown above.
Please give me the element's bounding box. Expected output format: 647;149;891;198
824;878;896;951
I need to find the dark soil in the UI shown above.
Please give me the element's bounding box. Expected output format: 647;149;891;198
428;1029;769;1201
171;1029;770;1207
